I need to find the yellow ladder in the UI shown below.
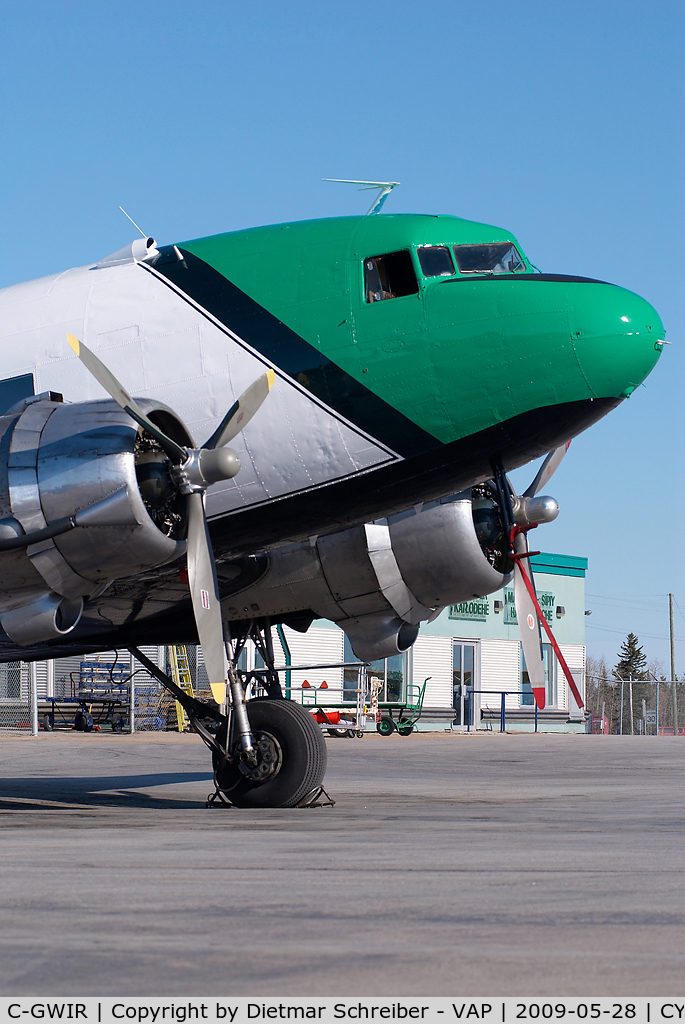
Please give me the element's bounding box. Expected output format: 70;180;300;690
168;645;195;732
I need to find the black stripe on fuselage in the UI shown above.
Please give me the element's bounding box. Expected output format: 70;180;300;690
147;246;441;458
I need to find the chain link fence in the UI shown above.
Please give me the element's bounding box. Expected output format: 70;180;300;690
0;662;32;731
585;674;685;735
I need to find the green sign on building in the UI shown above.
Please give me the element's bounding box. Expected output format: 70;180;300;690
504;588;556;625
449;599;490;622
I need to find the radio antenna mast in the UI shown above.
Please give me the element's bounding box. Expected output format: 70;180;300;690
323;179;401;215
119;206;148;239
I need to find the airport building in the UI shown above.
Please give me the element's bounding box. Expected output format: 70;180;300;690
0;551;587;734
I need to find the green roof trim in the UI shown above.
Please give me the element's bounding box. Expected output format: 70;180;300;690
529;552;588;577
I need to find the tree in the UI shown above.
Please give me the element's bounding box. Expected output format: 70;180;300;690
614;633;648;681
613;633;649;734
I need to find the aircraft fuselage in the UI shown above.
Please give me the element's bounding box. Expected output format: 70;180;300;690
0;213;664;659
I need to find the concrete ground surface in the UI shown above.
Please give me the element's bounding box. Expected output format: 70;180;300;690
0;730;683;997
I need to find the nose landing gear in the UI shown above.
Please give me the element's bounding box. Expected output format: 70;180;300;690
128;626;328;810
212;697;327;807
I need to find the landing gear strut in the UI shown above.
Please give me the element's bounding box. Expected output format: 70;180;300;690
129;623;327;809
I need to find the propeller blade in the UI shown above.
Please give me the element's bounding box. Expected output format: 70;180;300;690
67;334;187;463
512;532;547;709
186;491;228;704
523;441;571;498
203;369;275;450
513;532;585;710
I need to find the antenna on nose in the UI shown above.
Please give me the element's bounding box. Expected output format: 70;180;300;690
323;179;401;215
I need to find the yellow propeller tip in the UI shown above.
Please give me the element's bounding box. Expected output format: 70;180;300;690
209;682;227;704
266;368;275;390
67;333;80;355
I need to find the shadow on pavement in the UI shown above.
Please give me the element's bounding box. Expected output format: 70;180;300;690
0;770;213;809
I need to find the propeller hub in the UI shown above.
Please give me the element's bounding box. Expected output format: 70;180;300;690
512;494;559;527
171;447;241;494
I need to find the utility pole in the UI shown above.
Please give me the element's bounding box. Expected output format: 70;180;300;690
629;677;634;736
669;593;677;736
620;679;624;735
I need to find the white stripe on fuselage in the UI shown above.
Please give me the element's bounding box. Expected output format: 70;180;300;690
0;261;399;518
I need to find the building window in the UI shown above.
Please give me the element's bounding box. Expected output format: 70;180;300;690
452;641;476;726
343;636;405;701
521;643;556;707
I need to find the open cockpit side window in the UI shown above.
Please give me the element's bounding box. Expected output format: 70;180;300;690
364;251;419;302
453;243;525;275
417;245;455;277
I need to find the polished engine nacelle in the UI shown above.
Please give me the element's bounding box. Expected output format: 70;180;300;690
218;494;513;662
0;394;190;644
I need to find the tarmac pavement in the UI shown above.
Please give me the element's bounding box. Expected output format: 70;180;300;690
0;730;683;996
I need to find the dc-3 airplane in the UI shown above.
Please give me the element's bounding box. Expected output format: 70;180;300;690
0;185;665;806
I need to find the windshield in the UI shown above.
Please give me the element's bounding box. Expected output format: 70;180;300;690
453;243;525;275
417;246;455;277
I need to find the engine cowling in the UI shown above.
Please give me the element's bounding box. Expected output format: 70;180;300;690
0;393;191;644
217;492;513;662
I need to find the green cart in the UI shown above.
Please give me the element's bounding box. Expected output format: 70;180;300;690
374;681;427;736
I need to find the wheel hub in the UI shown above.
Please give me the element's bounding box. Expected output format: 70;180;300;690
237;731;282;783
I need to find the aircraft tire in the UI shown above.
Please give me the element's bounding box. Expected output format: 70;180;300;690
213;698;327;808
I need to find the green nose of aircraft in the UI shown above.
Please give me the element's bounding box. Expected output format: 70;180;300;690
422;274;664;446
566;279;664;400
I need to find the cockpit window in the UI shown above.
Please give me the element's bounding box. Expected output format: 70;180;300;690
417;246;455;277
364;251;419;302
453;243;525;275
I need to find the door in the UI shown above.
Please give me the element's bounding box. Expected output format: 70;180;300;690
452;642;476;727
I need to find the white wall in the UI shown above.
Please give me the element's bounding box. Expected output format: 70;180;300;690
479;639;521;711
557;643;586;715
412;634;452;708
280;625;344;700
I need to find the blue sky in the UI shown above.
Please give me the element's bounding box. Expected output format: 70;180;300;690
0;0;682;671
